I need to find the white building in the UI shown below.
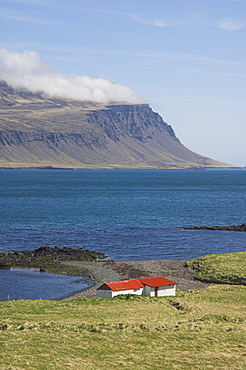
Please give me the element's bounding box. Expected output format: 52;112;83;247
97;276;177;298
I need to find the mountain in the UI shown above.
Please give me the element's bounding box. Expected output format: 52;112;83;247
0;80;232;169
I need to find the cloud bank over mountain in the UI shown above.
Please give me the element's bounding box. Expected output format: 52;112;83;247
0;49;145;104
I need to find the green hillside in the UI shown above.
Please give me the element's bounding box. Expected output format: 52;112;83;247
0;252;246;369
188;251;246;285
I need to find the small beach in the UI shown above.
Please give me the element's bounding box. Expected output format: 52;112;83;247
59;259;208;300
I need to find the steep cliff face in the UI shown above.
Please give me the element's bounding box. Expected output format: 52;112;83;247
0;81;231;169
88;104;177;143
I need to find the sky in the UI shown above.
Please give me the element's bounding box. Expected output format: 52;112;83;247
0;0;245;166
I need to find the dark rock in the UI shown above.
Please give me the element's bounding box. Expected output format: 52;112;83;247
0;262;11;269
0;246;107;272
185;224;246;232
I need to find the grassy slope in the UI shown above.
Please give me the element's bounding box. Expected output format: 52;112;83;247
0;287;245;369
188;252;246;285
0;253;246;369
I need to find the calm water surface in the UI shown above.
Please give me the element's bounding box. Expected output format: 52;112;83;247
0;169;245;300
0;268;91;301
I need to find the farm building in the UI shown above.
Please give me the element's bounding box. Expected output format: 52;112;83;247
96;276;177;298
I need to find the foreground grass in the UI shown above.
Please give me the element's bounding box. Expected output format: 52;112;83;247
0;284;246;369
188;251;246;285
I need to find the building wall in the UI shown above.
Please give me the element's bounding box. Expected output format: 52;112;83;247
96;289;113;298
97;287;143;298
142;285;176;297
142;285;152;296
112;288;143;298
158;285;176;296
97;285;176;298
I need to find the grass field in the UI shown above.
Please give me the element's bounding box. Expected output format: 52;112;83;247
188;251;246;285
0;253;246;369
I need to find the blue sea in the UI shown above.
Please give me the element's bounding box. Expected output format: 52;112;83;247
0;169;245;300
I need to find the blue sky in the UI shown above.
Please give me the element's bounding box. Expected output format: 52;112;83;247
0;0;245;166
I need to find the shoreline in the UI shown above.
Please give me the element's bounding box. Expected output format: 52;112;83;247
0;248;209;301
58;259;208;301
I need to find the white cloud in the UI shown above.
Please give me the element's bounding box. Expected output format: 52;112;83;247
0;48;48;73
0;49;145;104
131;15;192;28
131;10;211;29
217;18;245;31
132;15;167;27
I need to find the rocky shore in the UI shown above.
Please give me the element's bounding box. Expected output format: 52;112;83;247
59;259;208;300
185;224;246;232
0;246;107;277
0;246;209;300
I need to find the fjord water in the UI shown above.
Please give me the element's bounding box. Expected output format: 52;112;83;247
0;169;245;300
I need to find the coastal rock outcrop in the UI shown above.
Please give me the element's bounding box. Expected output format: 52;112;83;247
0;246;107;271
185;224;246;232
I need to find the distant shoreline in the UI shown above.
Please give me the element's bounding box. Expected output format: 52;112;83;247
0;166;244;170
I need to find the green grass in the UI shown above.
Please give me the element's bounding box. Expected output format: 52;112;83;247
1;252;246;369
188;251;246;285
0;285;246;369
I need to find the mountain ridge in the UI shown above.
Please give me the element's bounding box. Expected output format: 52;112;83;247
0;80;234;169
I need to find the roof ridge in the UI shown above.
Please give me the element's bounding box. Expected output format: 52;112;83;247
98;276;177;291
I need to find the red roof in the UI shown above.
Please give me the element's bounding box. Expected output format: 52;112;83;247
97;279;144;292
138;276;177;287
97;276;177;291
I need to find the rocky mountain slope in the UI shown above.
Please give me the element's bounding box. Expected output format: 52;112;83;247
0;80;231;169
